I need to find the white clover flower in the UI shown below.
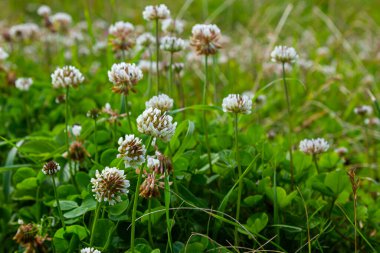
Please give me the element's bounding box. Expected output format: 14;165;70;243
91;167;130;205
42;161;61;175
108;21;134;38
108;62;143;95
80;248;101;253
117;134;146;169
299;138;329;155
143;4;170;21
37;5;51;16
354;105;372;116
190;24;221;55
364;117;380;127
0;47;8;60
270;45;298;64
145;94;174;112
105;103;111;111
160;36;185;52
51;65;85;88
51;12;72;29
138;60;152;72
9;23;40;41
15;78;33;91
136;33;155;48
147;156;160;170
335;147;348;156
137;107;177;142
162;18;185;34
72;124;82;137
222;94;252;114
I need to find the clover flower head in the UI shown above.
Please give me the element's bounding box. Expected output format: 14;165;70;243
15;78;33;91
145;94;173;112
81;248;101;253
143;4;170;21
72;124;82;137
0;47;9;60
51;12;72;31
162;18;185;34
51;65;84;88
136;107;177;142
354;105;372;116
222;94;252;114
37;5;51;17
42;161;61;175
91;167;130;205
364;117;380;127
270;45;298;64
136;33;155;48
299;138;329;155
108;62;143;95
117;134;146;169
160;36;185;52
190;24;221;55
9;23;40;42
108;21;134;38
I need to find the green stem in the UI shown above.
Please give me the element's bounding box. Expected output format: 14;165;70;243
94;119;98;163
313;154;320;174
148;199;154;246
297;187;311;253
65;86;70;157
203;55;213;173
130;137;153;252
364;126;371;167
212;55;217;103
273;166;279;244
164;170;173;252
52;176;66;230
121;94;133;132
169;52;174;97
90;201;102;247
354;194;358;253
282;62;294;189
233;113;242;246
155;19;160;95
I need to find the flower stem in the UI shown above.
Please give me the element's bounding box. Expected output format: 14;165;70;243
354;191;358;253
148;198;154;246
203;55;213;173
94;119;98;163
52;176;66;231
313;154;320;174
130;136;153;252
169;52;174;97
212;55;217;103
273;166;279;244
121;94;133;132
233;113;242;246
65;86;70;158
90;201;102;247
281;62;294;189
164;169;173;252
155;19;160;95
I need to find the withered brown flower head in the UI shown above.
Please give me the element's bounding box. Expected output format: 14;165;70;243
139;172;163;199
91;167;130;205
148;151;173;175
68;141;90;162
190;24;221;56
86;108;99;119
13;223;49;253
42;161;61;175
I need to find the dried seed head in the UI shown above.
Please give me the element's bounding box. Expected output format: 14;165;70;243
117;134;146;169
354;105;372;116
68;141;90;162
136;107;177;142
145;94;174;112
142;4;171;21
108;62;143;95
42;161;61;175
51;65;84;89
87;109;99;119
222;94;252;114
190;24;221;55
13;223;38;245
81;247;102;253
139;172;162;199
91;167;130;205
299;138;329;155
15;78;33;91
270;45;298;64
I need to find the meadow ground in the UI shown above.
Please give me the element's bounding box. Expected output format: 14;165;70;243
0;0;380;252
